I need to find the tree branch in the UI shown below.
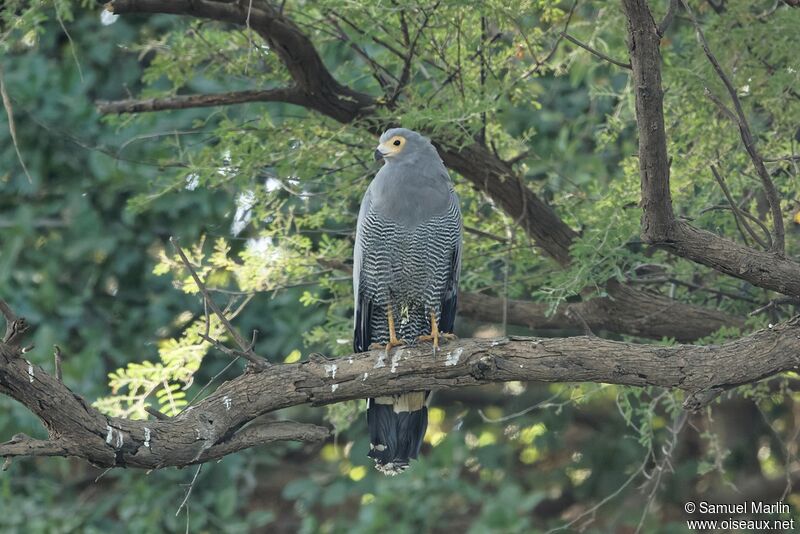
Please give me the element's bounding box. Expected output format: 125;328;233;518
2;310;799;468
107;0;374;122
459;281;745;343
170;237;267;368
96;87;309;114
319;259;745;342
681;0;785;254
560;32;632;69
622;0;800;297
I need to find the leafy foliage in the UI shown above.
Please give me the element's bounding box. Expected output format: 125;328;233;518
2;0;800;532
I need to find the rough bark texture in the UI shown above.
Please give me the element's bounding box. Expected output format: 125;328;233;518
96;88;309;114
459;281;745;342
3;317;799;468
622;0;800;296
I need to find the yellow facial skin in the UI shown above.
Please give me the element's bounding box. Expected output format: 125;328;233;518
376;135;406;159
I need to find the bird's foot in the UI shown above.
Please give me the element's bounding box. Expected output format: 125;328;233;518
416;332;456;358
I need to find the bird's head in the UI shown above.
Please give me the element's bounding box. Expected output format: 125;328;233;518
374;128;438;164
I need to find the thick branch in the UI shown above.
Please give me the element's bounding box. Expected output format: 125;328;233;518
460;281;745;342
107;0;373;122
321;259;745;341
96;88;308;114
622;0;800;297
3;313;800;468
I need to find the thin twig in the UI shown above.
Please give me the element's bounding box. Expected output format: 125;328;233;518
710;165;768;249
54;345;63;382
560;32;632;69
657;0;680;35
699;205;773;250
749;297;800;317
0;66;33;183
175;464;203;517
145;406;170;420
683;0;785;253
169;237;267;368
53;1;84;83
0;298;17;329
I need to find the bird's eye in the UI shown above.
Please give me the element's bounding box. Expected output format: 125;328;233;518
393;140;401;146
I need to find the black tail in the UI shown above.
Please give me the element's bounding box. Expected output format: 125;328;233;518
366;392;429;475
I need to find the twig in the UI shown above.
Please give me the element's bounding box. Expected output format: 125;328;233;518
170;237;267;368
185;357;241;409
710;165;768;249
0;298;17;330
176;464;203;517
96;88;306;115
145;406;170;420
657;0;679;35
389;1;439;105
560;32;632;69
683;0;785;253
53;2;84;83
54;345;63;382
512;0;578;86
0;298;29;346
0;66;33;183
749;297;800;317
699;205;773;250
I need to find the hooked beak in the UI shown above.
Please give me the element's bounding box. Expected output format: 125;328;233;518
374;148;385;162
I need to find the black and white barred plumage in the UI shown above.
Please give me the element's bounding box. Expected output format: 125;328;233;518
353;128;462;475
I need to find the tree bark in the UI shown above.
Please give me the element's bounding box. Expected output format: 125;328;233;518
622;0;800;296
2;315;798;469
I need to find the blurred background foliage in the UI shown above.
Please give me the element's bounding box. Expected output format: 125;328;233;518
1;0;799;532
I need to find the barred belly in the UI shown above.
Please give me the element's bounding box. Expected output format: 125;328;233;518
358;202;459;346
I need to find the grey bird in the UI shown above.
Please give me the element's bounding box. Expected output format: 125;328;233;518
353;127;462;475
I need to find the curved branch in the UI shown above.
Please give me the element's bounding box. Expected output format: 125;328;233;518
2;310;799;469
107;0;373;121
622;0;800;297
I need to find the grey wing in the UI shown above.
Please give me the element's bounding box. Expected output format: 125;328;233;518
353;187;373;352
438;186;462;333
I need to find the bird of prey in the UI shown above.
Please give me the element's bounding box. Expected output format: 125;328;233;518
353;128;462;475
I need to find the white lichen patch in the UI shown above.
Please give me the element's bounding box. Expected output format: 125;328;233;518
445;347;463;367
143;427;151;449
331;384;339;392
26;361;34;383
362;372;369;381
390;349;404;373
348;357;354;364
324;364;338;379
223;395;232;410
374;353;386;369
105;425;123;449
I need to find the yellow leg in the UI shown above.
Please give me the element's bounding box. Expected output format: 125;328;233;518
416;311;456;351
368;305;406;352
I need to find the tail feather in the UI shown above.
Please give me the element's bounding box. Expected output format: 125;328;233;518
367;392;428;475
